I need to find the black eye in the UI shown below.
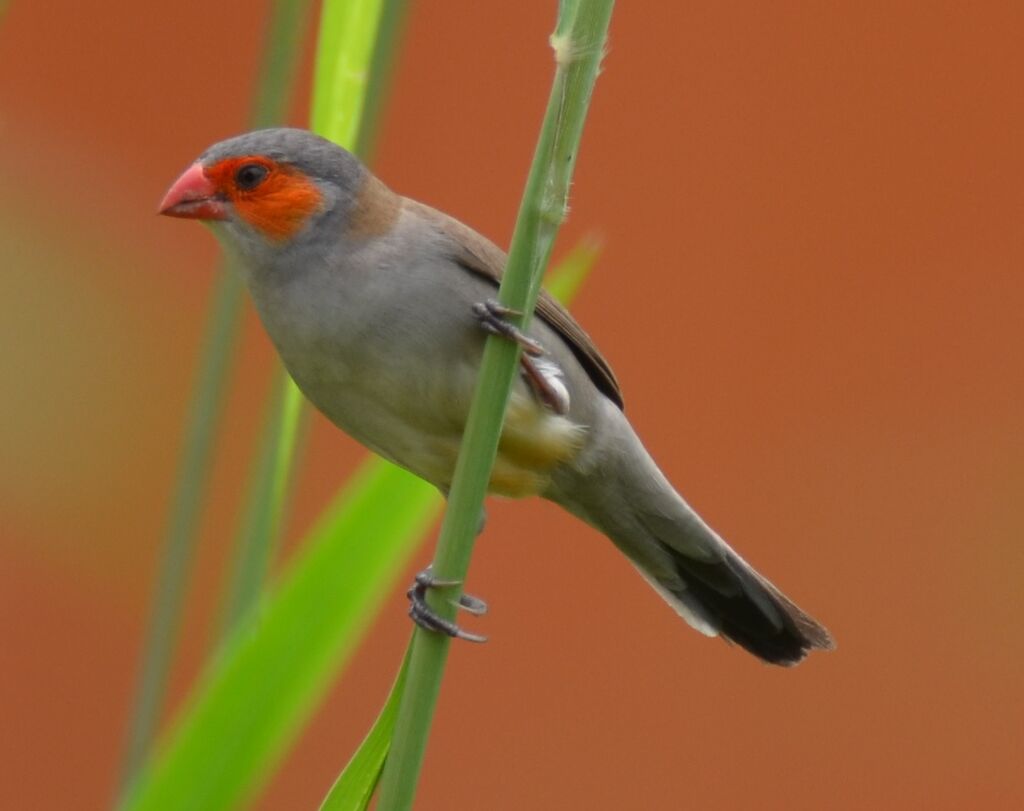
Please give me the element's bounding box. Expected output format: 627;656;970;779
235;163;268;190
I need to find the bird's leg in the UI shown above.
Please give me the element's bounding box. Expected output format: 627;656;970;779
407;565;488;643
472;299;570;415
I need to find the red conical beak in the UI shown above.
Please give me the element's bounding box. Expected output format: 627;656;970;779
159;163;228;220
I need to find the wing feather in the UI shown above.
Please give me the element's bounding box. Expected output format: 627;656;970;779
405;200;624;409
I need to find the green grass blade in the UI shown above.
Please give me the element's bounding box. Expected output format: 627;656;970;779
318;653;410;811
119;461;442;811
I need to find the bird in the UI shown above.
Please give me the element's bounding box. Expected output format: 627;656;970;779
159;127;834;666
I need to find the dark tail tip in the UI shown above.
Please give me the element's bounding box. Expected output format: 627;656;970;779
667;551;835;666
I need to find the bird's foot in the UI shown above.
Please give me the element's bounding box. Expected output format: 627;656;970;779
407;566;488;643
472;299;569;415
473;299;545;355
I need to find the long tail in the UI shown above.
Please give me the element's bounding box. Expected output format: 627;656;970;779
549;409;835;666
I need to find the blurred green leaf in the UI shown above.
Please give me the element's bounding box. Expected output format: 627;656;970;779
120;461;442;811
312;0;386;145
545;233;603;302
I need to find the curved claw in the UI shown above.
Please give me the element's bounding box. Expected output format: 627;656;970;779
407;566;488;643
455;593;488;616
414;567;460;590
409;601;488;643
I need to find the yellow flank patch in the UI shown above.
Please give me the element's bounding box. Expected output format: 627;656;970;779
490;394;585;497
498;397;583;469
419;394;585;498
488;460;548;499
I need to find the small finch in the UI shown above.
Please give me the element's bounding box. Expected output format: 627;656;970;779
160;128;834;665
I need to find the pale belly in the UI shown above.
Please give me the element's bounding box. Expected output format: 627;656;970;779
286;345;585;498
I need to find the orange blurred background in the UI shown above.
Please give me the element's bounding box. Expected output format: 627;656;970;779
2;2;1022;808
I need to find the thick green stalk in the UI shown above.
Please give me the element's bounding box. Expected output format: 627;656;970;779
375;3;615;809
117;2;315;795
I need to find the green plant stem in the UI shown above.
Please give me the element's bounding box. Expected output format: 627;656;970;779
252;0;317;129
219;366;308;636
354;0;408;162
117;0;314;798
375;3;615;809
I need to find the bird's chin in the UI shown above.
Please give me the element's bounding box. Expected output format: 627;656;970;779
206;220;270;269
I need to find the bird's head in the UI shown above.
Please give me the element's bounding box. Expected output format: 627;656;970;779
159;128;368;260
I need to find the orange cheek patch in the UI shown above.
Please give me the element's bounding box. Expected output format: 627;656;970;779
205;157;325;242
233;169;324;241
